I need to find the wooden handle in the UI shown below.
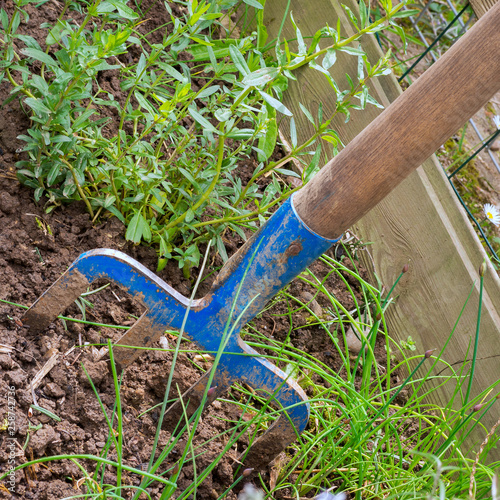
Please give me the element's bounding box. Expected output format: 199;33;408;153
294;2;500;239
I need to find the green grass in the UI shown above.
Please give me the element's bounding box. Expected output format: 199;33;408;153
1;244;499;499
1;0;499;497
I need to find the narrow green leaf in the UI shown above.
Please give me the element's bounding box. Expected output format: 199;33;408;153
392;9;419;18
31;74;49;95
258;90;292;116
214;108;231;122
178;167;200;190
393;24;407;51
135;91;156;115
198;85;220;99
366;93;384;109
275;168;300;178
242;67;279;87
338;46;365;56
107;205;126;223
157;61;187;83
21;47;57;67
290;13;307;55
228;223;246;241
323;49;337;70
34;187;44;202
206;43;219;72
304;144;321;183
242;0;263;8
90;61;121;72
226;128;254;140
136;53;146;81
188;108;219;134
125;212;146;244
72;109;95;132
229;44;249;77
46;22;67;46
359;0;368;28
257;113;277;162
185;208;194;223
108;0;138;20
24;97;51;115
189;36;213;46
216;235;228;263
11;11;20;34
342;4;359;29
96;1;115;13
309;60;330;77
290;117;297;149
299;102;315;126
31;404;61;422
1;9;8;31
357;53;364;80
360;86;368;109
47;163;61;186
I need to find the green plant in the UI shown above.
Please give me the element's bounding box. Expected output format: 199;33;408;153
240;254;499;499
2;0;412;274
1;244;499;498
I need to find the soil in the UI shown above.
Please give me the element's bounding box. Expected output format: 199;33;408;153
0;2;388;499
0;146;385;500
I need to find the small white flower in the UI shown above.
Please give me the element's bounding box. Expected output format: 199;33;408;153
483;203;500;226
316;492;346;500
238;484;264;500
494;115;500;130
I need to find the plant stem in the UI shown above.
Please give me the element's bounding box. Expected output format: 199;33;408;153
162;127;225;232
286;13;393;72
60;157;95;219
464;272;483;407
191;186;301;229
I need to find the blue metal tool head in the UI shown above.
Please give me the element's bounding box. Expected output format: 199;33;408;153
23;195;338;468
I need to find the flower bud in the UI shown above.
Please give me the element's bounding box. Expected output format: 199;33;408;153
472;403;484;412
402;263;410;273
375;311;382;321
424;349;434;359
479;260;487;277
242;468;254;477
171;463;180;475
207;386;217;398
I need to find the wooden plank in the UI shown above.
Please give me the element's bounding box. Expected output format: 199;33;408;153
470;0;499;17
263;0;500;457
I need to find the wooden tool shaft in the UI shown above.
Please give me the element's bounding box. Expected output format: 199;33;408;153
294;2;500;239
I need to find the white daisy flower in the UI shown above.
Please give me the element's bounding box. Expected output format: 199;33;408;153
494;115;500;130
316;492;346;500
483;203;500;226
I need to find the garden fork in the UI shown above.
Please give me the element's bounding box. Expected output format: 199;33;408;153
22;3;500;469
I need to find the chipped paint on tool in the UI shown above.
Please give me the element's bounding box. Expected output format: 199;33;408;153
22;195;339;467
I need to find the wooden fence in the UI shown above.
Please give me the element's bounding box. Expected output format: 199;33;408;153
263;0;500;459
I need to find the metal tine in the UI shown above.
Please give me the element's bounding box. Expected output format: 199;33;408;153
159;366;305;470
23;267;91;332
114;311;168;371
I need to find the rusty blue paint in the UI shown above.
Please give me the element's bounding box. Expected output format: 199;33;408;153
25;195;339;438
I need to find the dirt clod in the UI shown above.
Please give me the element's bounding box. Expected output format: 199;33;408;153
29;426;59;456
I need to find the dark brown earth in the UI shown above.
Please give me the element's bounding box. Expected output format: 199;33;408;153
0;2;389;499
0;156;381;500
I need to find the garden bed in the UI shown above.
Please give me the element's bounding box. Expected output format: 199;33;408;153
0;3;385;496
3;0;499;498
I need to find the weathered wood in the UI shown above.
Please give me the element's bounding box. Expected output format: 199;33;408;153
294;1;500;238
264;0;500;457
470;0;499;17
